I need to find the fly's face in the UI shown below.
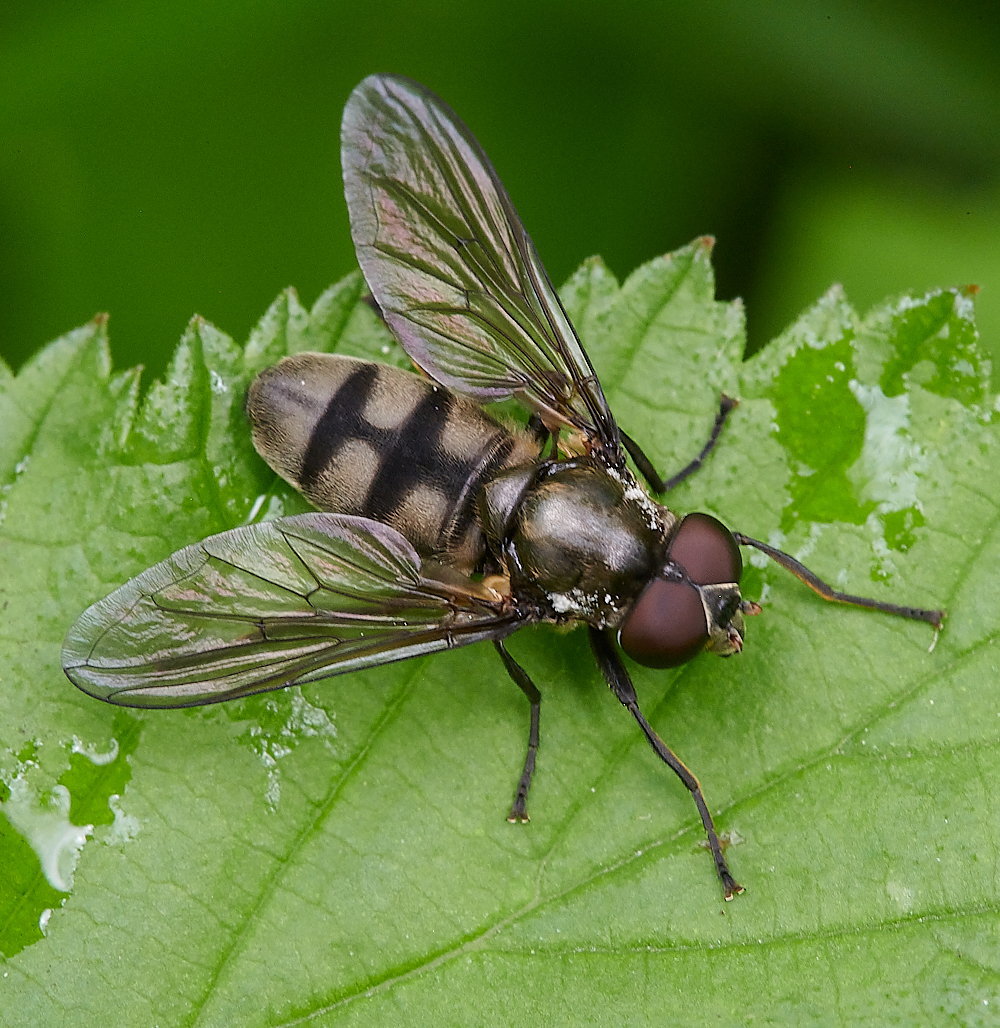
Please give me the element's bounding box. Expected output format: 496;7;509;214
618;513;750;668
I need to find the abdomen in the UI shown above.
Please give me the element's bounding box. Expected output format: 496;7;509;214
247;353;539;568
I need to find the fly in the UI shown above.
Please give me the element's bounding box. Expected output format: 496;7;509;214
62;74;944;900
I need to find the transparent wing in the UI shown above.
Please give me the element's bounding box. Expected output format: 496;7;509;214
62;513;522;708
342;73;621;458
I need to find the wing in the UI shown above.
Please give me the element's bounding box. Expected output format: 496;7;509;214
342;73;621;460
62;513;524;708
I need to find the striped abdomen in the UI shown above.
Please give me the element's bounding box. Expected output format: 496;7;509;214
247;353;540;569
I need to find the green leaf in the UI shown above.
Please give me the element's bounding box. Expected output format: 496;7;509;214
2;249;996;1025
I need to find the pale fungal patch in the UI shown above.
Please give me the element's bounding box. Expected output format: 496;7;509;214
793;523;824;564
106;794;141;844
748;529;785;570
0;455;30;529
549;591;580;614
285;689;339;744
867;514;898;579
244;493;267;524
953;290;976;321
886;880;914;912
243;687;338;811
2;778;92;891
71;735;119;766
748;548;770;571
848;381;927;514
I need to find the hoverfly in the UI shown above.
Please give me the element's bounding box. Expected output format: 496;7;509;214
62;73;944;899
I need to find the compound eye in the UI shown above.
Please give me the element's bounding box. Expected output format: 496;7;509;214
669;512;742;585
618;513;743;670
619;578;708;669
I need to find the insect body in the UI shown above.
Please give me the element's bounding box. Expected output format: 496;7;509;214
62;74;943;899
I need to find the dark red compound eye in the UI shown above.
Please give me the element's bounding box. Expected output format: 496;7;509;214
619;513;742;669
669;512;742;586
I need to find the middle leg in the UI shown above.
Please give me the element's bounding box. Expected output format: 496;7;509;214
494;639;542;823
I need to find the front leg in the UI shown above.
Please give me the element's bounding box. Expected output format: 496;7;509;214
588;626;744;900
621;394;737;493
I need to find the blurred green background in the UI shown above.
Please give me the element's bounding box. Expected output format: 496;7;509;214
2;0;999;383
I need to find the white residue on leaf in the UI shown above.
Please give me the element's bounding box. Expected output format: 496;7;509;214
847;381;927;514
748;529;786;570
106;794;141;844
886;880;914;912
0;454;31;528
244;493;267;523
793;523;824;564
2;778;92;891
244;493;286;525
245;687;338;811
264;772;282;810
895;294;927;313
209;370;228;394
953;290;976;321
868;516;895;571
71;734;119;766
284;690;338;745
263;495;285;521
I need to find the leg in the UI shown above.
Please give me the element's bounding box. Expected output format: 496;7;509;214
494;639;541;823
733;532;945;629
588;626;744;900
621;394;737;494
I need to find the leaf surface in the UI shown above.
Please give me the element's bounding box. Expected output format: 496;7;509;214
1;248;996;1026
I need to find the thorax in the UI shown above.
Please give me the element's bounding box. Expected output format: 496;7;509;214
481;458;673;628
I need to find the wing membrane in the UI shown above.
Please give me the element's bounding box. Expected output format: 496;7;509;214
62;513;523;707
342;73;621;458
